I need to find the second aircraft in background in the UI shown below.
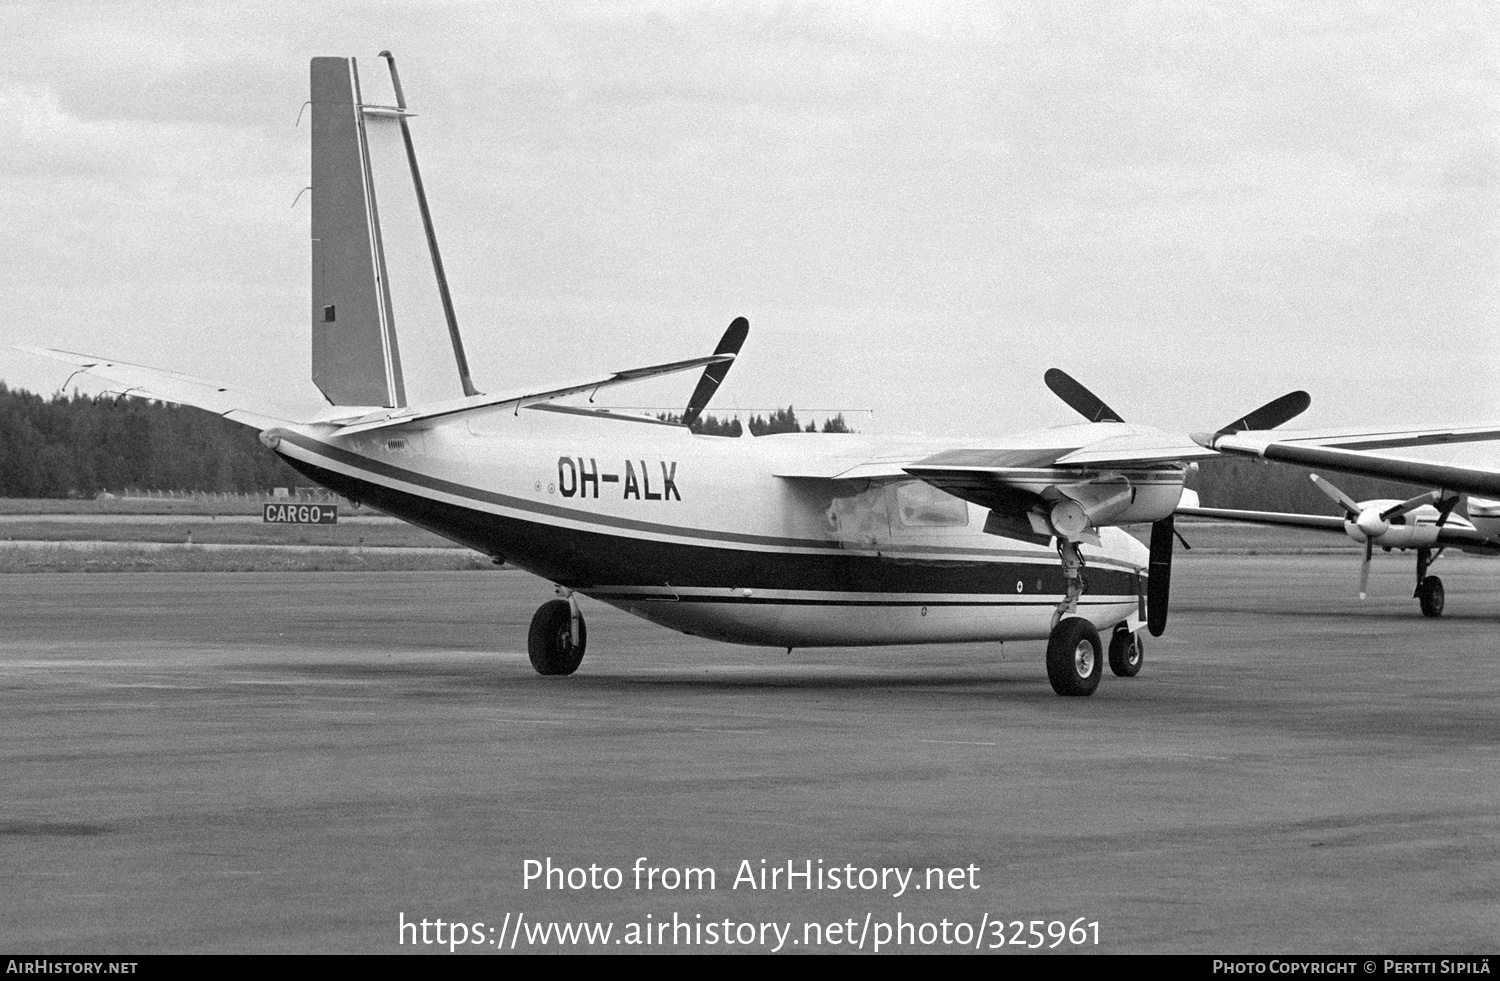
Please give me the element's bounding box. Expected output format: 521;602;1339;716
1177;476;1500;617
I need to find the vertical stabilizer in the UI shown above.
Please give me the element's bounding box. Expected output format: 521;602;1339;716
310;56;405;407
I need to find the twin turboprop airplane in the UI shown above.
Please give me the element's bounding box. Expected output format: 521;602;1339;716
20;54;1316;696
1178;477;1500;616
1186;422;1500;615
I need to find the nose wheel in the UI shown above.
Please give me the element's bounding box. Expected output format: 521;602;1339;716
1413;547;1445;618
1416;576;1444;618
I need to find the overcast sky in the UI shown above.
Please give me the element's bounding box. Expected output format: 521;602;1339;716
3;1;1496;440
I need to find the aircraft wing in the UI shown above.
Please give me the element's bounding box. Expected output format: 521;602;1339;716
18;346;301;430
1177;502;1499;551
900;435;1214;513
1176;504;1347;532
1201;430;1500;499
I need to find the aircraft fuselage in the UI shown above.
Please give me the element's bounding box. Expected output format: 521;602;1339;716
267;408;1154;649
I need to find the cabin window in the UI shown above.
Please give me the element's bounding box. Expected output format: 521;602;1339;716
827;484;891;548
894;480;969;529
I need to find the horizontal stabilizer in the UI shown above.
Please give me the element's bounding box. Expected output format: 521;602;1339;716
325;351;735;435
17;346;300;431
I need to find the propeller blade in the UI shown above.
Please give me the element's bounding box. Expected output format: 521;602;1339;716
1380;491;1442;522
1043;369;1125;423
1147;515;1174;637
681;317;749;428
1358;538;1373;600
1310;474;1362;519
1214;390;1312;435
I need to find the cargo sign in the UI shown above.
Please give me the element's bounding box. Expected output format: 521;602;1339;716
263;503;338;525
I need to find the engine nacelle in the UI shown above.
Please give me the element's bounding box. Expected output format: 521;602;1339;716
1041;468;1187;539
1467;497;1500;541
1341;499;1442;549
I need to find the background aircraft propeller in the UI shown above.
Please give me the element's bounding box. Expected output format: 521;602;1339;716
1309;473;1446;599
681;317;749;429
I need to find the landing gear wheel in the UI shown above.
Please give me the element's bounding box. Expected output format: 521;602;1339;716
1108;629;1144;677
528;599;586;675
1417;576;1445;618
1046;617;1102;697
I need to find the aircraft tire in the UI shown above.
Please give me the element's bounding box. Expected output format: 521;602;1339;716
1046;617;1102;697
1417;576;1445;618
1107;629;1144;677
528;599;586;675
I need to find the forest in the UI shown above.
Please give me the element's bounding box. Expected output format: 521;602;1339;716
0;383;1430;513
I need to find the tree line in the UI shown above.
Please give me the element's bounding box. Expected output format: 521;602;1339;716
0;384;301;497
0;382;1432;514
662;406;853;436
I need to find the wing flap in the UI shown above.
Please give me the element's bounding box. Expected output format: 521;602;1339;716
772;461;915;481
1051;432;1218;467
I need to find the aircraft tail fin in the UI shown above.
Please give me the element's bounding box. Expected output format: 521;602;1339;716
310;56;403;407
310;55;475;409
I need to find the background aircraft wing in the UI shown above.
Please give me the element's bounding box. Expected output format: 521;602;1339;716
1177;502;1498;550
1202;431;1500;499
1176;504;1348;532
18;346;302;430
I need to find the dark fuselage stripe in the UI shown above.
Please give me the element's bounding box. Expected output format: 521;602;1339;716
586;594;1129;607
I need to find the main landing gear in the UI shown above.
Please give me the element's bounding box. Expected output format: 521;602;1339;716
1045;536;1149;696
1414;547;1444;618
1046;539;1102;696
1046;621;1145;696
528;589;587;675
1047;617;1102;696
1108;627;1144;677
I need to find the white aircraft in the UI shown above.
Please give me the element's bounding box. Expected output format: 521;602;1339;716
1178;476;1500;616
19;54;1315;696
